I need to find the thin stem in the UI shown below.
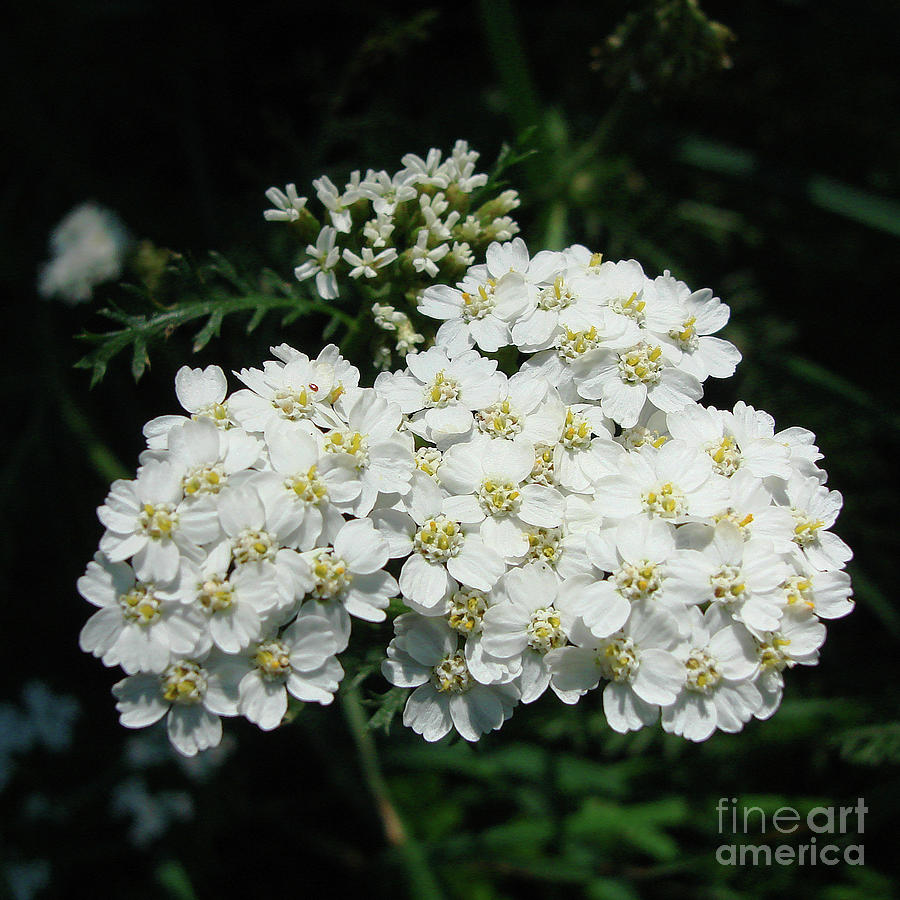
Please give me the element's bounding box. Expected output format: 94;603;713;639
57;390;130;483
341;685;445;900
36;303;130;484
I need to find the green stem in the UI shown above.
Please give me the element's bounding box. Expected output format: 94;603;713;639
57;389;130;483
36;303;130;484
341;685;445;900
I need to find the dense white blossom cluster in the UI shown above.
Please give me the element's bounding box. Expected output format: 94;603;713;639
79;208;853;756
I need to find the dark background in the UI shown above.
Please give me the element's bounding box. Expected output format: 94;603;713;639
1;1;898;898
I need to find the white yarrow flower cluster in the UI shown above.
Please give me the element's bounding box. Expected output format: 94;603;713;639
79;193;853;752
81;344;405;755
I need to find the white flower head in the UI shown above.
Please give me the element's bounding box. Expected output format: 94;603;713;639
667;522;791;633
547;604;684;732
375;478;505;612
237;611;344;731
264;184;307;222
228;351;343;433
655;272;741;381
342;246;398;280
113;652;243;756
298;518;398;648
667;402;791;481
375;347;504;446
754;608;827;719
382;613;519;742
572;339;703;428
143;365;234;450
78;554;205;675
440;436;566;560
661;608;762;741
780;472;852;572
481;562;626;703
38;203;129;304
592;439;729;525
294;227;341;300
97;460;220;583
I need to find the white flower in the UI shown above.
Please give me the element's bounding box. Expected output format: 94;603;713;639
584;516;686;618
655;272;741;380
375;347;504;446
374;478;505;611
519;309;635;404
363;214;396;248
485;216;519;241
774;425;826;482
666;401;791;480
275;342;361;399
420;274;524;353
399;148;450;189
661;607;761;741
777;560;854;620
445;140;489;192
143;365;234;450
294;227;341;300
410;229;449;277
547;404;623;493
78;554;206;674
779;472;852;572
341;170;367;205
178;544;281;654
113;653;243;756
510;266;610;352
513;510;593;580
592;439;729;525
255;420;359;549
448;241;474;268
471;373;566;447
547;604;684;732
359;169;417;216
709;467;796;552
213;483;313;612
372;304;425;360
299;518;398;645
324;388;414;515
591;260;682;337
481;562;628;703
263;184;307;222
312;175;352;233
440;436;565;560
229;352;343;433
667;522;790;633
572;340;703;428
382;614;519;742
616;407;670;453
237;612;344;730
97;460;220;583
754;608;826;719
152;419;260;501
420;241;551;354
342;246;398;279
38;203;128;304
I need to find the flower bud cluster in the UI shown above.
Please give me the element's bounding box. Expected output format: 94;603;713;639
264;141;520;306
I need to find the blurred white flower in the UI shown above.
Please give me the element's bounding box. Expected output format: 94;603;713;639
38;202;129;304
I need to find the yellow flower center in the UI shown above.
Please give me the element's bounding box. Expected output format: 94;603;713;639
161;660;207;704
